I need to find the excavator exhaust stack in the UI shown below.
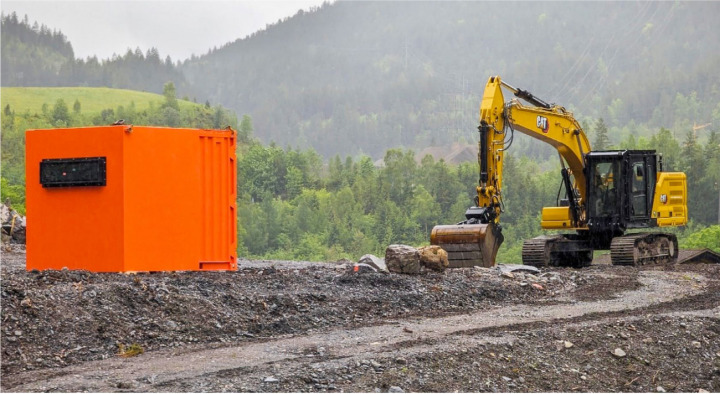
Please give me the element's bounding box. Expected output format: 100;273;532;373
431;222;503;268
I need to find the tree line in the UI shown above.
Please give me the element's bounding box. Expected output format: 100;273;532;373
234;120;720;262
1;12;189;95
2;91;717;260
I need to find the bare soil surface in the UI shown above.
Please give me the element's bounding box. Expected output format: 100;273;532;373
1;245;719;392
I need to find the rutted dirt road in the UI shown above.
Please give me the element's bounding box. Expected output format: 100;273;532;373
2;247;719;392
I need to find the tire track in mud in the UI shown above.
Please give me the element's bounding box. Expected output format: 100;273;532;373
3;270;710;392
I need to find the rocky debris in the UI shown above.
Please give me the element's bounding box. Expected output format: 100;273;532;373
657;386;666;392
385;245;421;274
417;245;449;272
3;249;719;393
388;386;404;393
263;376;279;383
1;202;25;244
2;249;576;378
358;254;389;273
564;341;574;349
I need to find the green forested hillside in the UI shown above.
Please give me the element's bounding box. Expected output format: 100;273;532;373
181;2;720;159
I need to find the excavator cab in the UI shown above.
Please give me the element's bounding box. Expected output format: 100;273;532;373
585;150;658;247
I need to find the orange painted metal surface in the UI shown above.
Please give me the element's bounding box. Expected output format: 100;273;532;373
25;125;237;272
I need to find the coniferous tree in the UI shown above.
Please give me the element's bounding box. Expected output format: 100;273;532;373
593;118;610;150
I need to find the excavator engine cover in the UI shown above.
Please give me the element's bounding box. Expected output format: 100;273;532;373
430;222;503;268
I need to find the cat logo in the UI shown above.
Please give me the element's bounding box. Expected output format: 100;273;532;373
536;116;549;133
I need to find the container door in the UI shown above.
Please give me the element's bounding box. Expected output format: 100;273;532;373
198;132;237;270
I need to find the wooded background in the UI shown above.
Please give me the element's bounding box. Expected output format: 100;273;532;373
2;2;718;261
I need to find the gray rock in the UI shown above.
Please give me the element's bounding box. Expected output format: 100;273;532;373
612;348;626;358
497;264;540;274
657;386;666;393
502;376;512;382
263;376;279;383
389;386;404;393
385;245;421;274
358;254;389;273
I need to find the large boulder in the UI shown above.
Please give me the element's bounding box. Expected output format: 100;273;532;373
418;245;449;272
385;244;421;274
358;254;388;273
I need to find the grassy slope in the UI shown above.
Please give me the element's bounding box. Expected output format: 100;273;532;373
0;87;199;114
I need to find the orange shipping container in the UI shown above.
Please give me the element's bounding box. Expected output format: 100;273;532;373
25;125;237;272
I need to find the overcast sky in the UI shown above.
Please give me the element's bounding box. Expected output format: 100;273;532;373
1;0;328;61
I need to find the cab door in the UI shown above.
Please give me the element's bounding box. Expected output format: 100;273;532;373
628;153;655;220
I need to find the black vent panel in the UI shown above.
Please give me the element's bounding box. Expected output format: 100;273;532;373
40;157;107;188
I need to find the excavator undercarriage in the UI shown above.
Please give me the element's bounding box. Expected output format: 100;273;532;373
521;232;679;268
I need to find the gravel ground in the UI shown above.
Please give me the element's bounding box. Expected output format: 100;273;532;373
1;245;719;392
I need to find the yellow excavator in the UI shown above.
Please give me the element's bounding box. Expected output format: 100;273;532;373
431;76;687;268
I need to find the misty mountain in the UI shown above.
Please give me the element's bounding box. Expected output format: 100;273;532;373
4;2;720;160
180;1;720;158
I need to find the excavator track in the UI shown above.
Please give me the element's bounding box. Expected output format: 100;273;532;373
521;236;558;267
610;233;678;266
522;235;593;268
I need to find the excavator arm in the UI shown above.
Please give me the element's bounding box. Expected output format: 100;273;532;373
431;75;592;267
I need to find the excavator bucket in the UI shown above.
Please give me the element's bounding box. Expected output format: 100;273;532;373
430;222;504;268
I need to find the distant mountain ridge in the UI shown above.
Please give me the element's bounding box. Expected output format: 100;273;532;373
3;2;720;159
179;1;720;158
